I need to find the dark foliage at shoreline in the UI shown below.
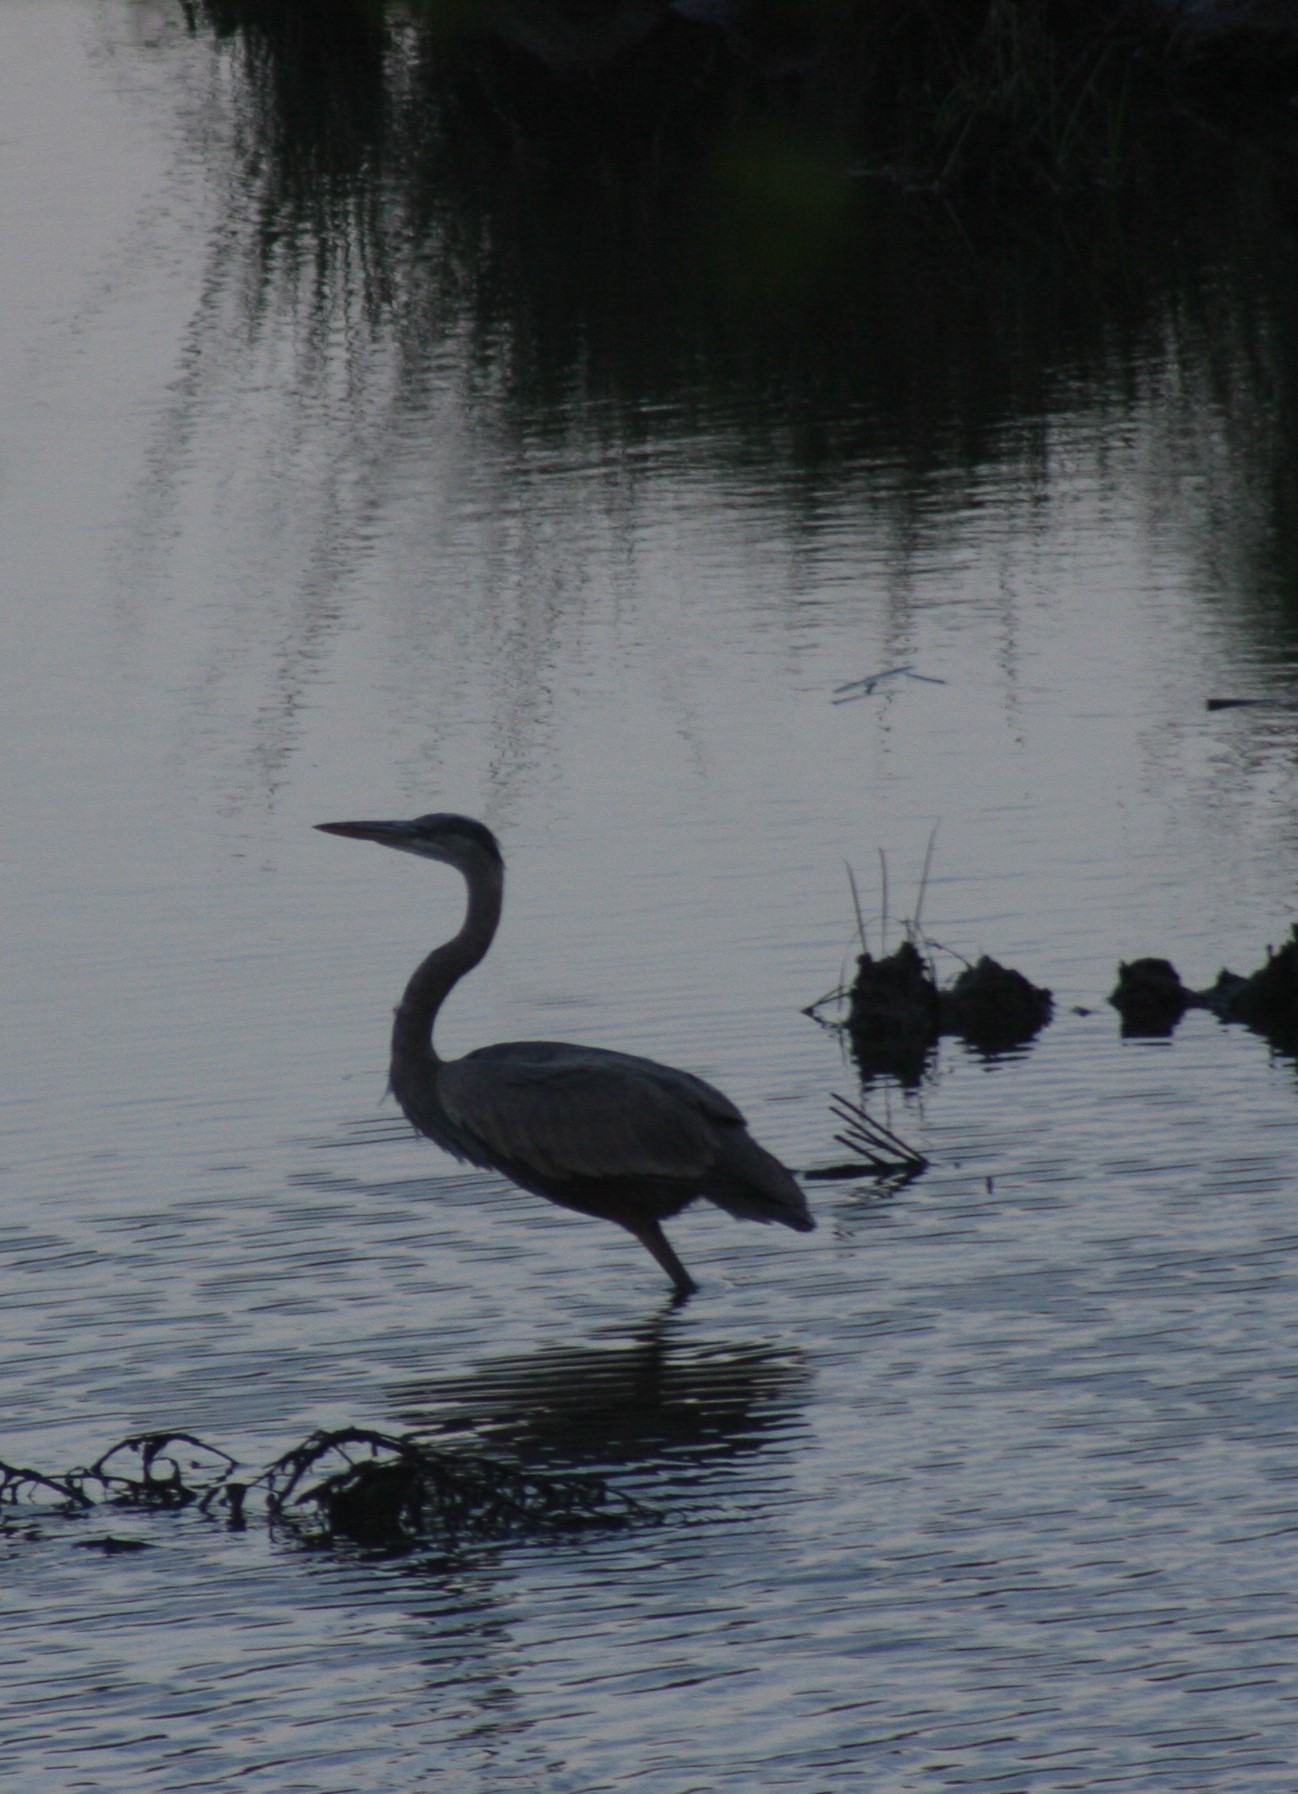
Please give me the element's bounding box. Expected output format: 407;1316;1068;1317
160;1;1298;684
185;0;1298;194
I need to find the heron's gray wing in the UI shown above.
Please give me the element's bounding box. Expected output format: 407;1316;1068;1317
436;1042;744;1185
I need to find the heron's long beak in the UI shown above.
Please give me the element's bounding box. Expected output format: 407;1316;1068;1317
316;819;418;850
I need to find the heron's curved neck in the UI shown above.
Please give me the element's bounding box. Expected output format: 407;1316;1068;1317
392;857;503;1072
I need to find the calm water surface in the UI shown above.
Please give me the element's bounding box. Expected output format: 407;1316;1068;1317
3;5;1298;1789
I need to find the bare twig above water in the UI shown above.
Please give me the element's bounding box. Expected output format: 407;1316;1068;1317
845;859;868;953
802;1092;928;1184
803;981;850;1020
913;823;940;938
833;665;947;702
832;665;946;704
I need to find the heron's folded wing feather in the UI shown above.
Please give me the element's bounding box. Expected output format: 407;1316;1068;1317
436;1044;743;1184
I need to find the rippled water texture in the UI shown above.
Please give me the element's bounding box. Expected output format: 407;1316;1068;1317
4;5;1298;1788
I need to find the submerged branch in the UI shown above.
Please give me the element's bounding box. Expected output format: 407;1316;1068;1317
0;1427;653;1550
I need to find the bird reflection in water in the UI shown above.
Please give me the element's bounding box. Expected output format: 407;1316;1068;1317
393;1318;808;1480
317;813;814;1296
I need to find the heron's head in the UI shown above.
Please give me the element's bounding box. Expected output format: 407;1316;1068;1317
316;812;503;875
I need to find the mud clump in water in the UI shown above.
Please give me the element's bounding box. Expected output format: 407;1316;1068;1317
847;942;1053;1084
847;941;942;1083
1216;927;1298;1047
1110;926;1298;1051
941;956;1056;1053
1109;957;1194;1037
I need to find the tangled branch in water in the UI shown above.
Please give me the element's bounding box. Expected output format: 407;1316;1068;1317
258;1427;649;1544
0;1427;652;1549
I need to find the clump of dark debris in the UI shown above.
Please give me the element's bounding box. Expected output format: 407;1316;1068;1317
261;1428;647;1546
1108;957;1194;1036
0;1427;652;1552
1110;926;1298;1048
942;956;1056;1053
816;940;1054;1085
846;940;941;1083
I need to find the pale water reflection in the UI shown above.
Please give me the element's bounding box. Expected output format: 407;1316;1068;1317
3;4;1298;1790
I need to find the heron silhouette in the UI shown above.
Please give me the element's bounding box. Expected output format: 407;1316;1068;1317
316;813;814;1295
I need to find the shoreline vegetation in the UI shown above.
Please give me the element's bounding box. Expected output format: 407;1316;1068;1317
189;0;1298;192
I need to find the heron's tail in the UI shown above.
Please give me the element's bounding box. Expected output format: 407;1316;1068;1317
704;1130;815;1233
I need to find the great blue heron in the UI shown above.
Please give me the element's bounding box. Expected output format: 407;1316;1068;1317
316;813;814;1295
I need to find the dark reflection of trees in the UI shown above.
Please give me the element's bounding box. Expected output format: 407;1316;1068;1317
184;2;1298;530
390;1316;808;1484
168;0;1298;839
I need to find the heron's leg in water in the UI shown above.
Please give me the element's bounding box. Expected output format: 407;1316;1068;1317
626;1217;698;1297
